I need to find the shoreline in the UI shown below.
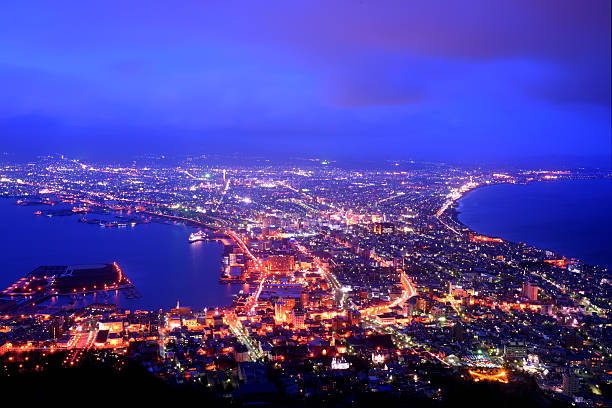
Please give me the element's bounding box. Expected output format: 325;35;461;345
447;178;611;270
0;197;237;310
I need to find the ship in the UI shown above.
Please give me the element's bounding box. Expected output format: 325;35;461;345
189;230;208;243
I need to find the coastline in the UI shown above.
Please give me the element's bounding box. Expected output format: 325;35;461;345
447;178;611;270
0;197;239;310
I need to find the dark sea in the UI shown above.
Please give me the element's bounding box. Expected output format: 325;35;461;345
0;199;245;310
458;178;612;270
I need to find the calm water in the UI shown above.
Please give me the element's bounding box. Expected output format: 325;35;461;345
0;199;244;310
458;178;612;270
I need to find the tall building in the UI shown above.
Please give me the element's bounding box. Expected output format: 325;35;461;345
332;316;347;332
562;372;580;396
262;215;280;228
267;255;295;273
291;308;305;330
372;222;395;235
348;309;361;326
415;296;432;313
300;291;309;308
49;319;62;339
522;281;539;302
274;298;295;323
504;341;527;362
274;300;285;322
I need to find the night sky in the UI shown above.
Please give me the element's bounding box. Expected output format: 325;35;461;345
1;1;610;164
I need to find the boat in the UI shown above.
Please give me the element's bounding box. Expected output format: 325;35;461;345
189;230;207;243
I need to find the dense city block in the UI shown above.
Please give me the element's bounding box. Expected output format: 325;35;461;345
1;155;610;406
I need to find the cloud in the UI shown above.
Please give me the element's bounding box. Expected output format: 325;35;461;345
0;0;609;161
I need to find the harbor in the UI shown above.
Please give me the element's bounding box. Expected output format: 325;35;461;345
0;198;242;310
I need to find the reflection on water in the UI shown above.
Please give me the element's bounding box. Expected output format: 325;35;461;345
44;291;122;309
0;199;244;310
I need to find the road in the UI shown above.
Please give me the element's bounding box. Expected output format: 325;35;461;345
225;229;267;313
226;313;264;361
359;271;417;317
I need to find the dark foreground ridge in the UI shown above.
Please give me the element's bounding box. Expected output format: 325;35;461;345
2;350;572;408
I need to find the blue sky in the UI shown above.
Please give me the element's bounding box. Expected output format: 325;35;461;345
0;0;610;164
